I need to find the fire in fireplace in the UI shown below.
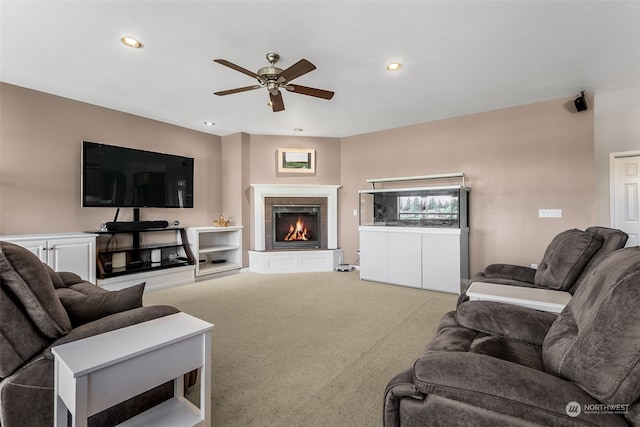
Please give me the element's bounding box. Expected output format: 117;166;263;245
284;217;312;241
272;205;321;249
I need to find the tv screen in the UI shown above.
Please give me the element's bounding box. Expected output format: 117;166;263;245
82;141;194;208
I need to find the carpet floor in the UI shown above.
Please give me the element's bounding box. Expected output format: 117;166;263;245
143;270;458;427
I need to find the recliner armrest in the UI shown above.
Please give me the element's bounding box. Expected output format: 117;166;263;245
43;263;83;289
456;300;557;346
58;271;84;287
384;367;424;427
55;282;145;327
412;352;627;427
483;264;536;283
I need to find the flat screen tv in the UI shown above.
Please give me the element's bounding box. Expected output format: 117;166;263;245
82;141;194;208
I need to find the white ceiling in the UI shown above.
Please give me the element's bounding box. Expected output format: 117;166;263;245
1;1;639;138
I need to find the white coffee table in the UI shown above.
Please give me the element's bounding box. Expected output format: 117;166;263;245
466;281;571;314
51;312;213;427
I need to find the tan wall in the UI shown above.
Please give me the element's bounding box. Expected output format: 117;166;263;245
245;134;342;251
1;82;598;276
221;132;251;265
340;97;596;274
594;87;640;225
247;134;341;185
221;132;245;225
0;83;221;235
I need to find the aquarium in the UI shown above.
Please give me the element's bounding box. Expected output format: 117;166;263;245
359;186;469;228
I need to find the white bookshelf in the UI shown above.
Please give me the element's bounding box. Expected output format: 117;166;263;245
187;226;243;277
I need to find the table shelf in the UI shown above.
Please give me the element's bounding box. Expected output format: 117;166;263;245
117;397;202;427
198;244;239;254
198;261;241;275
187;226;243;277
466;281;571;313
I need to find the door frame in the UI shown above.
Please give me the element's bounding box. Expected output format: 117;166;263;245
609;150;640;227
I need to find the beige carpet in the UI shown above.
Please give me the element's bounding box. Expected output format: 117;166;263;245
143;270;458;427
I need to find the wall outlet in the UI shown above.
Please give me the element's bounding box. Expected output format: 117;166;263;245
353;209;358;216
531;263;538;269
538;209;562;218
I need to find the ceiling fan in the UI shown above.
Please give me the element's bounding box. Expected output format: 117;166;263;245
213;52;335;112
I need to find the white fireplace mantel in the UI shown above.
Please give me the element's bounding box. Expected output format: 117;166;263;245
250;184;341;251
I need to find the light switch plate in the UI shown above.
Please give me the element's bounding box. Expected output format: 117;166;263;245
539;209;562;218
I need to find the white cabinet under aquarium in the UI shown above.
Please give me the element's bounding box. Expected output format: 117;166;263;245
358;183;469;294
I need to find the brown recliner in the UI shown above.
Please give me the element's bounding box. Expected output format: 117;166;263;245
0;241;179;426
384;246;640;426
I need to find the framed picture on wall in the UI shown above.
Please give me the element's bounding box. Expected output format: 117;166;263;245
277;148;316;174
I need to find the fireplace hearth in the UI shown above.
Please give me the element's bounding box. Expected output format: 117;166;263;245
272;205;321;249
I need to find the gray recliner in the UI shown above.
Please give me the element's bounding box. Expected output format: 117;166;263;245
384;246;640;426
458;226;628;305
0;241;180;426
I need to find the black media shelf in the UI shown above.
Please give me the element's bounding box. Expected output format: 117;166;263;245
102;259;191;279
94;226;183;235
97;242;185;255
93;226;195;281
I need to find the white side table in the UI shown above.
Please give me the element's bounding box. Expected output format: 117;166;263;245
51;312;213;427
466;282;571;314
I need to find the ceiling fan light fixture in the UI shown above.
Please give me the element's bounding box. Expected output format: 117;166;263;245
120;36;143;48
267;81;279;95
386;62;403;71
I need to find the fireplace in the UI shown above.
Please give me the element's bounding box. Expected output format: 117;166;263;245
265;197;328;250
249;184;343;273
272;205;321;249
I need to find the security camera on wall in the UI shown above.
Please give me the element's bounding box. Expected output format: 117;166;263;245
574;91;588;112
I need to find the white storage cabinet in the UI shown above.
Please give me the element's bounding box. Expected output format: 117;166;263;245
1;233;97;283
359;227;468;293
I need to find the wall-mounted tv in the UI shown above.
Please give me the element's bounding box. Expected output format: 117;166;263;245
82;141;194;208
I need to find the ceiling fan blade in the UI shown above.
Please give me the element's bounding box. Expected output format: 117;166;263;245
214;59;260;79
214;85;261;96
285;84;335;100
278;59;316;83
269;91;285;112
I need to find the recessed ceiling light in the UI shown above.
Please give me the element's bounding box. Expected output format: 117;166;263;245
293;128;303;132
120;36;143;48
386;62;403;71
204;121;215;126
